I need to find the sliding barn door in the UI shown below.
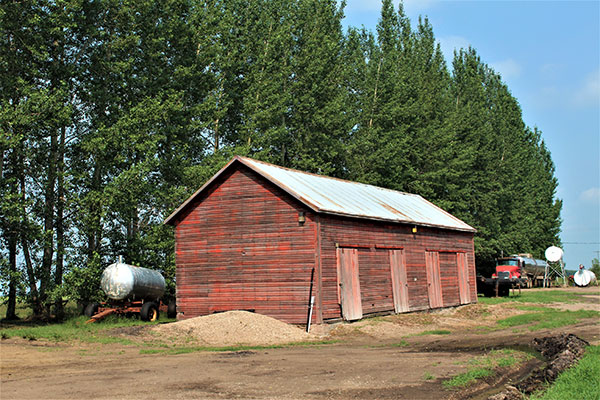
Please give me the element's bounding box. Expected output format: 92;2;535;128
389;249;409;313
336;248;362;321
457;252;470;304
425;251;443;309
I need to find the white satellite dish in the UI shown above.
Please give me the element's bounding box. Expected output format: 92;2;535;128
545;246;563;262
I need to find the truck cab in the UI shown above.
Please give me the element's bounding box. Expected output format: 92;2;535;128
493;258;522;281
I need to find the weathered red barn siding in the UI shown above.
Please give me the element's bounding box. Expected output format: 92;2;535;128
174;165;317;324
357;248;394;314
439;252;460;306
169;157;477;325
318;214;476;321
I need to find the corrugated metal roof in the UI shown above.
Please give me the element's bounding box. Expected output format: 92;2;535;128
165;156;476;232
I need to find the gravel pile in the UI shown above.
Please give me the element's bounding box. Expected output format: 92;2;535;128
153;311;313;346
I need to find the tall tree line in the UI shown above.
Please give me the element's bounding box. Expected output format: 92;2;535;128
0;0;561;319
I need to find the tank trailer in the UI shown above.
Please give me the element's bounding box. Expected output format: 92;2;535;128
84;259;176;323
477;254;548;297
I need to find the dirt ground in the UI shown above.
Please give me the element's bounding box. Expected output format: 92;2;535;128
2;287;599;400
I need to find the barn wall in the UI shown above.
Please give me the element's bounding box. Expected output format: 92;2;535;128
174;165;317;324
319;215;476;320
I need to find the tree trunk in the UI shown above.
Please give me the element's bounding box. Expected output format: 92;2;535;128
39;127;58;316
54;125;66;320
19;147;42;316
88;164;102;259
6;233;18;320
368;57;382;130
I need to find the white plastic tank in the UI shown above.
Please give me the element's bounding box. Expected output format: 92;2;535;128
573;269;596;287
101;260;165;301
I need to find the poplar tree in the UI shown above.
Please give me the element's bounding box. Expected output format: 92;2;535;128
0;0;564;315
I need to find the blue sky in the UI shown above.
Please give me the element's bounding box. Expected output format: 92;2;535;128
341;0;600;268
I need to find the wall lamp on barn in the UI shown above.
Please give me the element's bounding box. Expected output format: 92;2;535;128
412;226;418;234
298;211;306;225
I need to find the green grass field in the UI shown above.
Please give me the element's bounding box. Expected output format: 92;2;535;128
496;309;599;331
443;349;533;389
478;288;598;305
529;345;600;400
0;314;174;344
2;288;598;396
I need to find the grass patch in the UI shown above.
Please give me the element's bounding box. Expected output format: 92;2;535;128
514;305;550;312
423;371;436;381
478;290;594;305
497;310;599;331
529;345;600;400
444;349;532;389
370;340;410;348
390;340;409;347
418;329;452;336
1;312;338;353
444;367;494;388
473;325;494;334
0;314;173;344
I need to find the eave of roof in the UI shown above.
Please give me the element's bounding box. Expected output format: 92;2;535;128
164;156;476;233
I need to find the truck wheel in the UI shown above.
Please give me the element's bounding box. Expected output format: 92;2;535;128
167;300;177;318
141;302;159;322
84;302;99;317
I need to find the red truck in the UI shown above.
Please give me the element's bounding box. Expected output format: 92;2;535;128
477;254;548;296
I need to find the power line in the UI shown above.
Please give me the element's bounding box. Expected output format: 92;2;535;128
562;242;600;245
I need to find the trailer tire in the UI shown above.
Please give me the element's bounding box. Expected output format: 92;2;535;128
167;300;177;318
84;302;99;317
141;302;159;322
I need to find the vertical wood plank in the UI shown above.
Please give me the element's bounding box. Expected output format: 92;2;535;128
337;247;363;320
457;252;470;304
315;215;323;323
425;251;443;308
390;249;409;313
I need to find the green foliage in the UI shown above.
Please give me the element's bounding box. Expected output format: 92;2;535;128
590;258;600;280
529;345;600;400
0;0;562;317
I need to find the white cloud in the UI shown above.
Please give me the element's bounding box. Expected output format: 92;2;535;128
490;58;522;80
580;187;600;204
437;36;471;64
572;69;600;107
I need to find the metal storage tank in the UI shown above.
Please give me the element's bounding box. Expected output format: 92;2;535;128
101;260;165;301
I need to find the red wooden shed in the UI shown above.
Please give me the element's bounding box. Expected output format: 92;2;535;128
165;156;477;324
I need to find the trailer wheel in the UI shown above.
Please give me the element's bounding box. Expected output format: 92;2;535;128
167;300;177;318
141;302;159;322
84;302;99;317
